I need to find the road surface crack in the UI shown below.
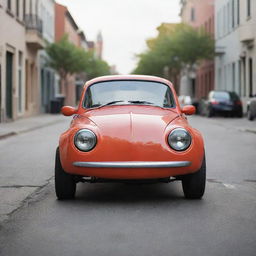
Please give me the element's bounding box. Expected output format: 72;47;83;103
0;185;40;188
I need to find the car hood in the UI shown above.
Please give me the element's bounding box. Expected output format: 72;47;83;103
74;106;179;143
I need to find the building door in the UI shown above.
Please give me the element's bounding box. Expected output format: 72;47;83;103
242;57;246;96
249;58;253;97
25;60;29;110
6;51;13;119
46;71;51;112
41;68;45;112
191;78;196;98
0;64;2;121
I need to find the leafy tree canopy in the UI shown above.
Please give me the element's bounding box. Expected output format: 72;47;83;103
46;35;90;79
133;23;215;76
86;54;111;80
46;35;111;80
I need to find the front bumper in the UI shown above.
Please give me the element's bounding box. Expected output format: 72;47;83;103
73;161;191;168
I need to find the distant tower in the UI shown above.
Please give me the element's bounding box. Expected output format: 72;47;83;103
95;31;103;59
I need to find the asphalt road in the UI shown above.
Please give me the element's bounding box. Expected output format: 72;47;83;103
0;116;256;256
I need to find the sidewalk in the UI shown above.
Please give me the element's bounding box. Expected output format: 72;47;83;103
199;116;256;134
0;114;67;140
0;114;68;223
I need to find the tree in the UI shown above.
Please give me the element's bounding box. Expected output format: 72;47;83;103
46;35;111;91
133;24;214;78
46;36;90;87
86;54;111;80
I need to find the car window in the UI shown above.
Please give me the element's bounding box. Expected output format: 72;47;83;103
229;92;240;100
84;80;175;108
213;92;230;100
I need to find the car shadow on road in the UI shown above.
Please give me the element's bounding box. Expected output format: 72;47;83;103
68;182;190;204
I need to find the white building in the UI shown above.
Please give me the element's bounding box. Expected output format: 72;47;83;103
37;0;57;113
215;0;256;110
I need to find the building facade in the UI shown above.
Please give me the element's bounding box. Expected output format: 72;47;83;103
180;0;215;100
0;0;56;122
215;0;256;109
55;3;82;106
0;0;26;122
24;0;47;117
38;0;56;113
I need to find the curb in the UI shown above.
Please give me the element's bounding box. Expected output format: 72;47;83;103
0;119;66;140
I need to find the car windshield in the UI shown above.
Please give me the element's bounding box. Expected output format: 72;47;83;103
83;80;175;109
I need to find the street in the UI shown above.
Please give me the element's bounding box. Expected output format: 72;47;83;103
0;115;256;256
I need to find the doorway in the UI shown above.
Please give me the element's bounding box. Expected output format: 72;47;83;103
6;51;13;119
249;58;253;97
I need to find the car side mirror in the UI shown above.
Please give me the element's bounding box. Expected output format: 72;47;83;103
181;105;196;115
61;106;77;116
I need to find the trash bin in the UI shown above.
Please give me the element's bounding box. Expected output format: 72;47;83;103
50;96;65;113
50;100;61;114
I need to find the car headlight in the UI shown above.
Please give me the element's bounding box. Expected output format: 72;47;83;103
74;129;97;152
168;128;191;151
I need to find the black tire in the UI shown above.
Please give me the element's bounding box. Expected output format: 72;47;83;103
237;110;243;118
182;155;206;199
247;108;254;121
55;147;76;200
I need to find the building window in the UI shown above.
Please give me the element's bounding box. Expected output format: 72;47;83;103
23;0;26;20
237;0;240;25
232;62;236;92
232;0;235;28
7;0;11;10
16;0;19;17
29;0;32;14
191;8;195;22
227;2;230;32
223;5;226;35
247;0;251;17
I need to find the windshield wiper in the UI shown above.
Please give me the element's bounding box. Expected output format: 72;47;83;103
128;100;155;105
92;100;126;109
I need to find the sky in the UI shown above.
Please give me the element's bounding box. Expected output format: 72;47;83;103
57;0;181;74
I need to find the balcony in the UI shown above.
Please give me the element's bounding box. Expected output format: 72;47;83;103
215;46;226;56
239;23;255;45
25;14;46;50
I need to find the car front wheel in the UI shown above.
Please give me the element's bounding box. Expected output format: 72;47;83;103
55;147;76;200
181;155;206;199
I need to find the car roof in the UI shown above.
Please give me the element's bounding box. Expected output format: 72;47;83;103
85;75;173;87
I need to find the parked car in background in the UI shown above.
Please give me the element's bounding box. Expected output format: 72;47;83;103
55;75;206;200
247;95;256;121
203;91;243;118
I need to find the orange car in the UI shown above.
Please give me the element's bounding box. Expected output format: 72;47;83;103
55;75;206;200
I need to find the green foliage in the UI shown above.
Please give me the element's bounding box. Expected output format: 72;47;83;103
133;23;215;76
86;54;111;79
46;35;89;79
46;35;111;80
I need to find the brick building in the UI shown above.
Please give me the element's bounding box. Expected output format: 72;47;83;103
180;0;215;100
55;3;87;106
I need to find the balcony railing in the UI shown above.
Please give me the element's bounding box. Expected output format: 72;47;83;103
25;14;43;35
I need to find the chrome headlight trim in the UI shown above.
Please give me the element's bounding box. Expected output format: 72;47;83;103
74;129;97;152
168;128;192;151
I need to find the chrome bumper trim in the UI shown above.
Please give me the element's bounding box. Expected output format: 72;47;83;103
73;161;191;168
